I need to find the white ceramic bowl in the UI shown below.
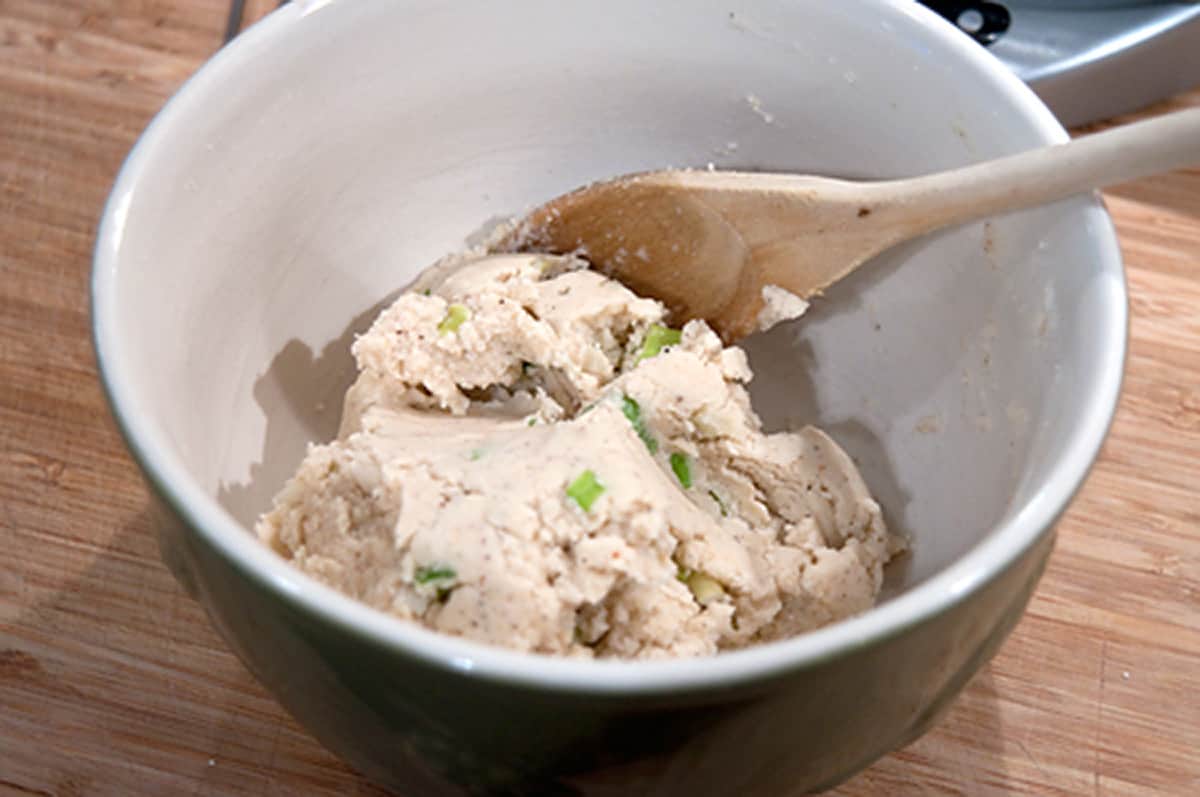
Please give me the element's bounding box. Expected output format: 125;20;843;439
92;1;1125;793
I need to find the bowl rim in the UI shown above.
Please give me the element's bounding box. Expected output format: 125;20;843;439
91;0;1127;695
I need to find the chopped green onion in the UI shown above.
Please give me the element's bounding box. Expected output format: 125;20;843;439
468;448;484;461
566;469;605;511
414;564;456;584
621;395;658;453
686;572;725;605
527;417;538;426
422;288;432;296
636;323;682;361
669;452;692;488
675;564;693;583
438;303;470;334
708;489;729;517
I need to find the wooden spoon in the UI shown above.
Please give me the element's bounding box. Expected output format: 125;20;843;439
500;108;1200;341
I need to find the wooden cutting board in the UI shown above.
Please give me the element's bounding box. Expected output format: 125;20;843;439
1;3;1197;794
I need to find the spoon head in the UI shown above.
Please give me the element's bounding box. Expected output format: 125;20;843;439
498;172;765;340
499;169;895;341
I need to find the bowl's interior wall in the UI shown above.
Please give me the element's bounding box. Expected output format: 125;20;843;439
110;0;1122;594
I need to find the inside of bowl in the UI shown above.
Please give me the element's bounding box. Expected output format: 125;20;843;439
104;0;1123;599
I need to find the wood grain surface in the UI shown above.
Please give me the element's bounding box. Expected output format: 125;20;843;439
1;3;1197;795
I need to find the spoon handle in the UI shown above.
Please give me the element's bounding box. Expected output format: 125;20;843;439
873;107;1200;235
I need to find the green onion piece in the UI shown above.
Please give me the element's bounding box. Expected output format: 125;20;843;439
686;572;725;605
708;489;729;517
675;564;693;583
438;303;470;334
636;323;682;361
527;417;538;426
566;469;605;511
414;564;456;584
621;395;658;453
669;452;692;488
468;448;484;461
422;288;432;296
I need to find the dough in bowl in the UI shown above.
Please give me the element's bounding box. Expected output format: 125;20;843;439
257;253;905;659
